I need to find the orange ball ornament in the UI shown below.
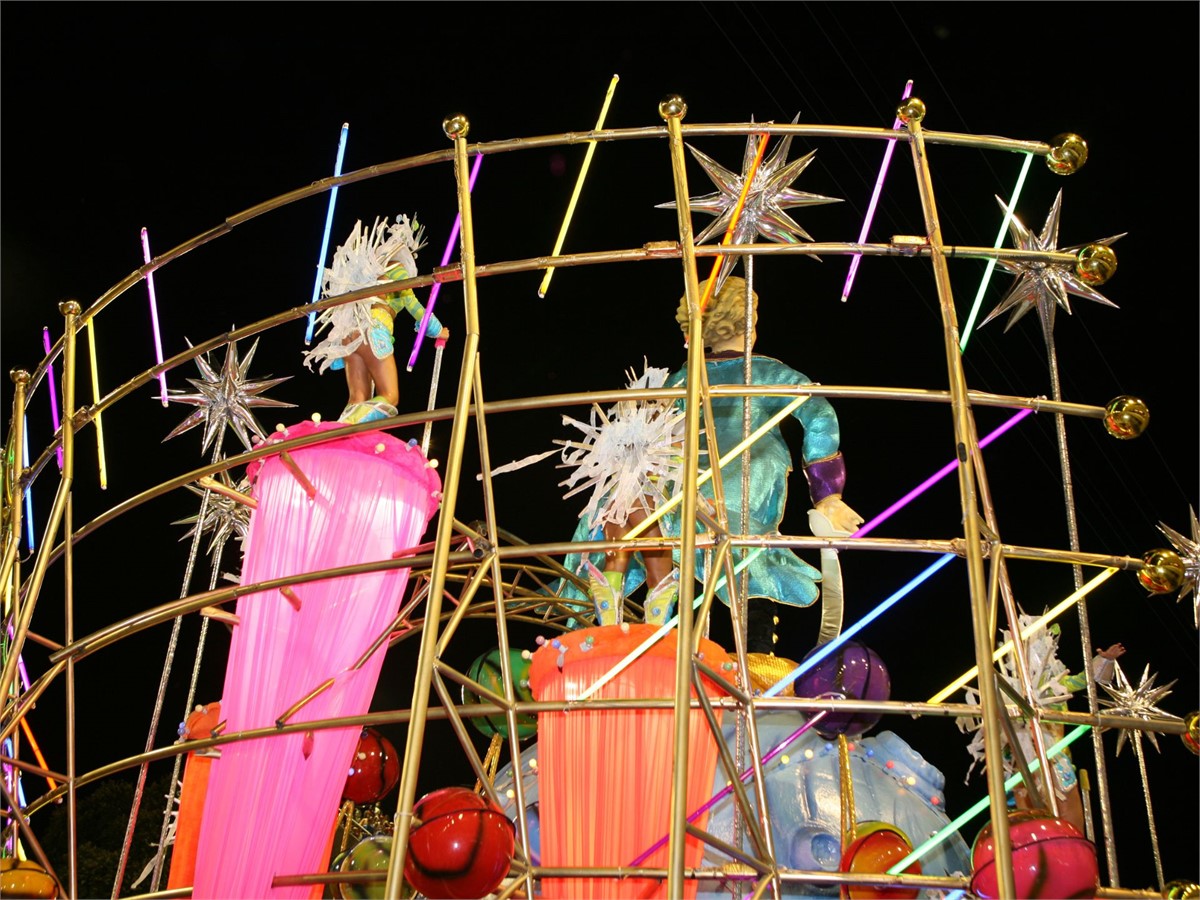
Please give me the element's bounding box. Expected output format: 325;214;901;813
839;821;921;899
0;858;56;899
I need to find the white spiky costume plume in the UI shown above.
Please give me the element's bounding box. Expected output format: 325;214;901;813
957;611;1075;795
304;215;425;373
556;361;685;533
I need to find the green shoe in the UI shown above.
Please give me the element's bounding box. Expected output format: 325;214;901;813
585;560;624;626
644;570;679;626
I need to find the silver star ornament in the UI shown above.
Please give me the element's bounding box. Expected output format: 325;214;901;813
1099;660;1180;755
658;113;841;291
164;337;294;454
982;189;1125;347
174;471;253;560
1158;506;1200;627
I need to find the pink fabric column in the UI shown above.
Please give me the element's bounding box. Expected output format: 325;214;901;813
191;421;440;899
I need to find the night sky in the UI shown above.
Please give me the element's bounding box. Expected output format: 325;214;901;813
2;3;1197;891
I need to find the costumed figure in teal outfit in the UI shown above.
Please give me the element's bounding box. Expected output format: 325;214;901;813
305;215;449;425
558;276;862;635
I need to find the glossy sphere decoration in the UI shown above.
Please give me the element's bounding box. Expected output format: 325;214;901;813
0;857;56;899
896;97;926;124
405;787;515;899
443;114;469;139
336;835;415;900
462;647;538;740
970;810;1098;899
839;821;920;899
342;727;400;805
1183;711;1200;756
1075;244;1117;286
1046;133;1089;175
659;94;687;119
1103;395;1149;439
1137;548;1187;594
794;641;891;739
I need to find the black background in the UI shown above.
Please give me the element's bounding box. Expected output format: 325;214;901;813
2;2;1196;891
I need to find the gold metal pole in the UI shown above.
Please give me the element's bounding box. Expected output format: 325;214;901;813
385;115;482;900
659;93;705;900
901;99;1016;899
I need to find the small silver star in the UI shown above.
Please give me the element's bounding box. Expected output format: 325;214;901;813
1099;661;1180;755
658;113;841;290
174;471;253;559
982;190;1125;347
164;338;294;454
1158;507;1200;626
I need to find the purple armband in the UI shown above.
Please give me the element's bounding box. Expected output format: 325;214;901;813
804;453;846;504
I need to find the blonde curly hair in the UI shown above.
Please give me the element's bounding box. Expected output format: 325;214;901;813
675;276;758;349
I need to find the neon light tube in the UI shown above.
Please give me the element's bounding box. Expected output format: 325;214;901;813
407;152;483;371
959;152;1034;351
305;122;350;346
85;318;108;489
21;419;34;551
139;228;169;405
842;80;913;303
538;74;620;299
41;327;63;469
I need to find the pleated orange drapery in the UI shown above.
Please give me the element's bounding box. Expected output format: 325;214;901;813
190;421;441;899
529;624;732;899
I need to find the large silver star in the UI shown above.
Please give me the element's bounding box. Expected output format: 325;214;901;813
174;470;253;560
658;113;841;290
982;190;1125;347
164;338;294;454
1159;506;1200;627
1099;661;1180;755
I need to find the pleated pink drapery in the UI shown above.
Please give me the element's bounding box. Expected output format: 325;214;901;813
191;421;441;899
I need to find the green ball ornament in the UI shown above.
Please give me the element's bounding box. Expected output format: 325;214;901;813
463;648;538;740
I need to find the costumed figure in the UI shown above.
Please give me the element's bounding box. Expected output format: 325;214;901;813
304;215;449;424
559;276;863;645
957;613;1124;833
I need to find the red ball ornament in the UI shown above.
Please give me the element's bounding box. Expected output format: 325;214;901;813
970;810;1098;899
839;821;921;899
404;787;514;900
342;727;400;805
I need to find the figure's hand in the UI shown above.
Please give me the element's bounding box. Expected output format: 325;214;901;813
812;495;864;536
1098;642;1125;660
435;327;450;349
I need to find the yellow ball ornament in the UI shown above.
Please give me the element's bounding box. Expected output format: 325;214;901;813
1137;548;1186;594
1046;133;1088;174
1076;244;1117;286
1103;396;1149;439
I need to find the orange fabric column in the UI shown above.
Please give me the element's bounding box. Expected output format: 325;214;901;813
167;702;221;892
529;624;731;899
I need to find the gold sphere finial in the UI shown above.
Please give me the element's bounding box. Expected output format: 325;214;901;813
59;299;81;316
1137;548;1186;594
897;97;926;125
1046;133;1088;175
1076;244;1117;286
443;114;470;140
658;94;687;121
10;369;30;386
1102;395;1149;439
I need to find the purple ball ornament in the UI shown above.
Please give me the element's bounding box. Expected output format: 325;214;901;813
794;640;891;739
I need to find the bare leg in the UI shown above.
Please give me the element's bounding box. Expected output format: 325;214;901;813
361;349;400;407
344;349;374;404
621;503;672;588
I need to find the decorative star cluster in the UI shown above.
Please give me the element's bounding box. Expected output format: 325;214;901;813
174;471;253;560
1099;660;1180;755
1159;507;1200;627
658;113;841;291
982;189;1125;348
164;337;294;454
